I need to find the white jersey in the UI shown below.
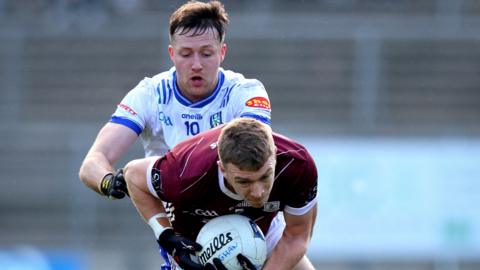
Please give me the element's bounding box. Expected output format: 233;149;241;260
111;67;271;157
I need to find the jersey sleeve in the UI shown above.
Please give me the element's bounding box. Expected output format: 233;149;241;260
229;79;272;125
284;152;318;216
110;78;156;135
146;153;181;202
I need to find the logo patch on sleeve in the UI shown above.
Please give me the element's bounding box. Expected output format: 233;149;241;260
151;168;162;194
245;97;271;110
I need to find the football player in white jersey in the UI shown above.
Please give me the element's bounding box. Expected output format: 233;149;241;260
79;0;271;199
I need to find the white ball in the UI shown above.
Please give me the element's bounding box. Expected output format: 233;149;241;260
195;214;267;270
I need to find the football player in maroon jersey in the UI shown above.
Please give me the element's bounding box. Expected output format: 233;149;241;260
124;118;317;270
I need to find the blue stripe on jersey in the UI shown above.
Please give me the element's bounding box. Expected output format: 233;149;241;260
161;80;167;104
166;80;173;103
110;116;142;135
157;80;171;105
172;71;225;108
156;84;162;104
240;113;271;126
220;84;235;108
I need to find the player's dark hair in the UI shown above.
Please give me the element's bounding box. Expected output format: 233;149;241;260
169;1;229;42
218;118;274;171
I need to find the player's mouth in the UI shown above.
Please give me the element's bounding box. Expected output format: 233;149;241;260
190;76;204;87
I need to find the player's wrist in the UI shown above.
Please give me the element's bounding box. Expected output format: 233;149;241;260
100;173;114;196
148;213;172;240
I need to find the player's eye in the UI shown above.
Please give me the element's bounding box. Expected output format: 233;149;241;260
260;175;271;182
202;51;213;57
179;51;191;57
237;181;251;187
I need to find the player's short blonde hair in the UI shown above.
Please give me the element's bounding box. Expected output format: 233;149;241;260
218;118;275;171
169;0;229;43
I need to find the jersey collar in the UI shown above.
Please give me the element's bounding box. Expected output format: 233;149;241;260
218;167;243;200
173;71;225;108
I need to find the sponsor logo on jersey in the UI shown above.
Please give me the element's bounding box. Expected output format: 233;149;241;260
197;232;235;265
181;113;203;120
159;111;173;126
231;201;251;209
245;97;271;110
229;200;279;213
209;112;223;128
118;103;137;116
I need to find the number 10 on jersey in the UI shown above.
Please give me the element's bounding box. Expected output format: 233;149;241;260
184;121;200;136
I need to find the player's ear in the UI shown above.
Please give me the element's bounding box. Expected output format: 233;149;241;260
220;43;227;62
168;45;174;60
217;160;225;173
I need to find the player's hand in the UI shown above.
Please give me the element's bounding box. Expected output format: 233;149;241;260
158;228;204;270
205;254;257;270
100;169;129;199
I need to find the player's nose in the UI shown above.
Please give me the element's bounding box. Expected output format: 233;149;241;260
191;53;202;70
249;182;265;199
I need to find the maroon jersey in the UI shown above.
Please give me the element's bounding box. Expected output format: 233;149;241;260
149;125;317;240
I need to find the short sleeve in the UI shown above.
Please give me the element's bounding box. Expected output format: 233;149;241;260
110;78;156;135
147;152;182;203
230;79;272;125
284;152;318;216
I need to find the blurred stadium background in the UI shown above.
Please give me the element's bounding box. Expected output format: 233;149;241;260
1;0;480;269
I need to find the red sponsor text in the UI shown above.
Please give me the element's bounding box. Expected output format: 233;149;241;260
245;97;271;110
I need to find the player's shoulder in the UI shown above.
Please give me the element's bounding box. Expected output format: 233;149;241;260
273;132;313;162
129;69;173;95
130;68;174;105
273;132;317;185
221;68;265;90
150;67;175;81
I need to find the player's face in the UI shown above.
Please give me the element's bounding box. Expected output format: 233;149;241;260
220;155;276;208
169;27;227;103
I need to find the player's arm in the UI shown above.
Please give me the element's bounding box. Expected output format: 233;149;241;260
123;157;168;224
262;205;317;270
124;157;204;270
78;122;137;198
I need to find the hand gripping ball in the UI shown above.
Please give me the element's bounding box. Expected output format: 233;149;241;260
195;214;267;270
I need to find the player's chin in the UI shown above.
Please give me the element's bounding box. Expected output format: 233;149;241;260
249;201;266;208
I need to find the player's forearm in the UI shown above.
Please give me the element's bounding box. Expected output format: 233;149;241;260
262;233;309;270
128;179;164;222
79;152;114;194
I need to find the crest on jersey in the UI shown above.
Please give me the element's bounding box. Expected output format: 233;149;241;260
245;97;271;110
210;112;223;128
263;201;280;212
